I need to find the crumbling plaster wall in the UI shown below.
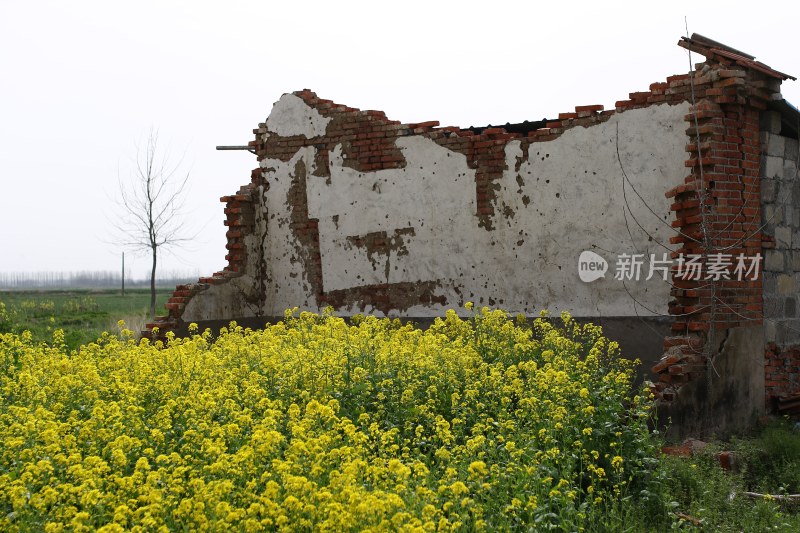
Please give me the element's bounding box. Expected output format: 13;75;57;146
182;96;689;321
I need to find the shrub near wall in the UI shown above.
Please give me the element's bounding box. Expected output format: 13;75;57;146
0;308;662;531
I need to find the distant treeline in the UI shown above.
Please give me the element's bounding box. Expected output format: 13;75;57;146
0;270;202;290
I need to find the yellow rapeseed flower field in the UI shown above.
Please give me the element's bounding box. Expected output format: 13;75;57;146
0;307;659;531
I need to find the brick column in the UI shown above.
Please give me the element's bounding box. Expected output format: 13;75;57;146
652;73;767;400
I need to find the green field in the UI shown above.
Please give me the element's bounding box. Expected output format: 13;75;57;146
0;288;173;349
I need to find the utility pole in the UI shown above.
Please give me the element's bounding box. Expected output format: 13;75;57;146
122;252;125;297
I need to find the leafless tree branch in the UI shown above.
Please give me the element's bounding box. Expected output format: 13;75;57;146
110;128;196;319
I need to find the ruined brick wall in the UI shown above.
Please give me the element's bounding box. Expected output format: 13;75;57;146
171;92;690;323
613;37;799;439
152;39;784;331
145;36;796;436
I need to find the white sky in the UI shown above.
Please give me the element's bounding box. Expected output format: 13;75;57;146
1;0;798;280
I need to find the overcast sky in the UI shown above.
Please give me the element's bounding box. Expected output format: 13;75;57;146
1;1;798;280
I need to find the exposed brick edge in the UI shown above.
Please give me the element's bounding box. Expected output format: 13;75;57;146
142;184;257;339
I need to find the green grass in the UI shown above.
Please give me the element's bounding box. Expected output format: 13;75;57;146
646;421;800;532
0;289;173;349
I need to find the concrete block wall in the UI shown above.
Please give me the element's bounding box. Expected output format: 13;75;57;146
761;118;800;404
761;127;800;344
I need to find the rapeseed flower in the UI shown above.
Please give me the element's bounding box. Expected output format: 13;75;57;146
0;308;658;531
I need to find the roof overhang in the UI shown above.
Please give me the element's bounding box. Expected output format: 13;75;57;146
767;98;800;139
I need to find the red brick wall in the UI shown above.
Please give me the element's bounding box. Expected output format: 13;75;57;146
765;343;800;403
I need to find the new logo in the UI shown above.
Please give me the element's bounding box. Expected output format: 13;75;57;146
578;251;608;283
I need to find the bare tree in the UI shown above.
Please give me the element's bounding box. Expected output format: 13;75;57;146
113;129;192;319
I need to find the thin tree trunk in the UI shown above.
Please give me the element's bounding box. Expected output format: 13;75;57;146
150;246;157;319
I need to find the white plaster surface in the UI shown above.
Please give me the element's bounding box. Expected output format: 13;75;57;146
265;94;330;138
182;279;256;322
490;102;689;316
307;138;477;291
262;147;324;309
